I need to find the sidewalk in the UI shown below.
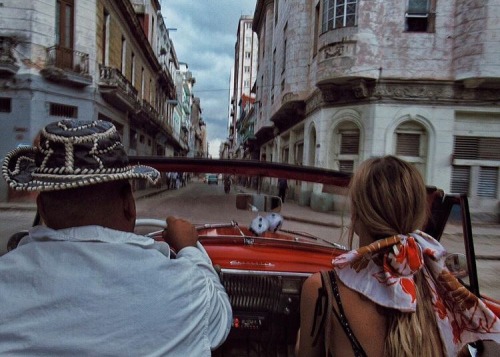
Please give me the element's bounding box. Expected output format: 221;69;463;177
1;185;499;258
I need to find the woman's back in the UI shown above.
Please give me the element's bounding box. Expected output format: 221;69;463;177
299;272;387;357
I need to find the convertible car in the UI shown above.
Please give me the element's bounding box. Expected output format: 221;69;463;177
6;157;499;356
130;157;499;356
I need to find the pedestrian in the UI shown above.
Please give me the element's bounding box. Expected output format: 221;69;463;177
175;171;180;189
165;171;172;190
296;155;500;357
0;119;232;355
278;178;288;203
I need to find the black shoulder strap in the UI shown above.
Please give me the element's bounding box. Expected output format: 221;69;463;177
327;270;368;357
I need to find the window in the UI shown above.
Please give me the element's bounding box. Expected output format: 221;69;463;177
102;9;110;65
394;121;427;176
295;142;304;165
282;146;289;164
339;160;354;172
334;122;360;173
149;78;153;103
244;66;250;73
49;103;78;118
396;133;420;157
451;166;470;195
272;49;276;89
56;0;74;49
130;129;137;150
452;136;500;199
141;67;145;99
340;131;359;155
55;0;74;69
121;36;127;74
406;0;433;32
313;3;320;56
282;23;287;73
0;98;12;112
274;0;279;25
451;166;499;198
131;52;135;85
245;51;251;59
478;167;498;198
454;136;500;161
322;0;357;32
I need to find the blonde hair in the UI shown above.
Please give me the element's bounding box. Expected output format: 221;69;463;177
348;156;444;357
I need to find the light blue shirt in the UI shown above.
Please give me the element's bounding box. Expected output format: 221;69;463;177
0;225;232;356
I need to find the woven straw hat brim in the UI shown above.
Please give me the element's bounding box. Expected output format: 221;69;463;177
2;146;160;192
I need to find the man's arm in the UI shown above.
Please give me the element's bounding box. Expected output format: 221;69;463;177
163;217;232;349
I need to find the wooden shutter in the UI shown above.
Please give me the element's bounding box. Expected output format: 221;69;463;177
339;160;354;172
450;166;470;195
396;133;420;157
478;167;498;198
454;136;500;160
340;131;359;155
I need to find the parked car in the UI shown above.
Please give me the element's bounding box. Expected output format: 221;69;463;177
6;157;499;356
207;174;218;185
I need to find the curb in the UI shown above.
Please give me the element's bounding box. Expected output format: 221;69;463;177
134;188;170;200
281;214;341;228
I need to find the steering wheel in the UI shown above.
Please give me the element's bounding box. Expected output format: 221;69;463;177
134;218;176;258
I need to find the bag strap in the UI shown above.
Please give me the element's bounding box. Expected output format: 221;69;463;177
320;270;368;357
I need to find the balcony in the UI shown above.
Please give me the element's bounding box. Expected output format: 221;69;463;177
270;92;306;133
41;45;92;87
99;65;139;112
0;36;20;76
137;99;162;129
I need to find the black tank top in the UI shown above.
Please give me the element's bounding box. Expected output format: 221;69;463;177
311;270;368;357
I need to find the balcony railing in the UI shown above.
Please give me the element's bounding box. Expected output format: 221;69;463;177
41;45;91;86
99;65;139;111
140;99;160;123
46;45;89;74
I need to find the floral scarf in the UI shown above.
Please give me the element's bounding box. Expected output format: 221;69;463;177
332;230;500;356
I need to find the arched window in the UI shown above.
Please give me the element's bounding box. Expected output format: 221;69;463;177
394;121;427;177
332;121;360;172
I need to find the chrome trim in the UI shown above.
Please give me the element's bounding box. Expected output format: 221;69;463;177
220;268;312;278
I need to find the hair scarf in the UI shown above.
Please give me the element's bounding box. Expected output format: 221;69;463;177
332;230;500;356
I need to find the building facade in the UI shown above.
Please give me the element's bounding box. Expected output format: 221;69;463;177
228;15;259;159
0;0;192;201
190;97;208;158
250;0;500;220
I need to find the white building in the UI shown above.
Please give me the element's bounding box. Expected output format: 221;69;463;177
228;15;259;158
250;0;500;220
0;0;184;201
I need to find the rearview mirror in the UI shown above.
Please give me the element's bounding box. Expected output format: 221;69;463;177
445;253;469;279
236;193;282;212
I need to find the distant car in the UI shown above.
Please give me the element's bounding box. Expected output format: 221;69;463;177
207;174;218;185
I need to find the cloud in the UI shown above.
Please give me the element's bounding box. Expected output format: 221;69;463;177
209;138;222;159
161;0;257;148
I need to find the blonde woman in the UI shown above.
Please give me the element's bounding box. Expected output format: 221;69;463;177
296;156;500;357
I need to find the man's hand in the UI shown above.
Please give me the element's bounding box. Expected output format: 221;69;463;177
163;216;198;251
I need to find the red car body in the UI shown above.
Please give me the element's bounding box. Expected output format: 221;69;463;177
130;157;499;356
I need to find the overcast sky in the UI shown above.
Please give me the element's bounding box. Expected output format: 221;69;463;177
161;0;257;158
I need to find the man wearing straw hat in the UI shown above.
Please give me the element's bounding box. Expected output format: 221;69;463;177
0;119;232;356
